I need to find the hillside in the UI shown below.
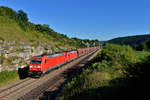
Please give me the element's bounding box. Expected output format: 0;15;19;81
107;34;150;48
0;6;100;72
0;6;86;50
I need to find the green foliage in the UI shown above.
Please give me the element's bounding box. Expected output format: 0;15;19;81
71;38;86;48
57;68;94;100
99;44;137;68
0;36;4;41
57;60;121;100
6;57;18;64
125;56;150;80
136;40;150;51
15;48;24;52
0;6;19;21
145;40;150;50
18;10;28;22
0;54;6;64
0;70;19;87
121;56;150;99
136;42;147;51
57;44;149;100
107;34;150;49
0;70;18;82
92;60;111;71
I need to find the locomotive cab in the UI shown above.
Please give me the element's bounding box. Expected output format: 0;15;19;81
28;57;44;77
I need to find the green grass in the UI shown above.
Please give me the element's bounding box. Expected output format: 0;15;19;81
0;16;80;51
0;70;19;88
135;51;150;59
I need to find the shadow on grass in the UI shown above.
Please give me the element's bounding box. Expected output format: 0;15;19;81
64;77;149;100
39;78;149;100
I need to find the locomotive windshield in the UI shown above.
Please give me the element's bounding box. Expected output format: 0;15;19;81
31;59;42;64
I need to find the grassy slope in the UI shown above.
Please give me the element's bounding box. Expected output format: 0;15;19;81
0;17;29;42
0;16;77;50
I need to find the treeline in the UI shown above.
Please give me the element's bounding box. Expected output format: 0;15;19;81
107;34;150;50
0;6;100;48
72;38;100;47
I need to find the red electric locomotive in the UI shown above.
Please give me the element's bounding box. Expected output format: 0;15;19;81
28;50;78;76
28;47;100;77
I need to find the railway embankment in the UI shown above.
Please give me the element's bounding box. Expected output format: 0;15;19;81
57;44;150;100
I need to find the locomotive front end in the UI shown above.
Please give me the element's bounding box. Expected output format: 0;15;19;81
28;58;43;77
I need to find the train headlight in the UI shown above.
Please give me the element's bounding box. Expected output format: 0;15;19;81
30;66;33;68
37;66;41;68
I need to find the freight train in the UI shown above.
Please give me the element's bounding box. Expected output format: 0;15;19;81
28;47;100;77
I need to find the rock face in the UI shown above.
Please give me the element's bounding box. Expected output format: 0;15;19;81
0;40;56;72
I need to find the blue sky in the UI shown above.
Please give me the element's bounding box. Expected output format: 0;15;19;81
0;0;150;41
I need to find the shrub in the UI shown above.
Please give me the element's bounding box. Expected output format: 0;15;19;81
6;56;18;64
92;60;111;70
125;56;150;80
0;54;5;64
0;36;4;41
99;44;137;68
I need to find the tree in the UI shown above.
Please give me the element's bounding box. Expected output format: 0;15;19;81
136;42;147;51
18;10;28;22
145;40;150;51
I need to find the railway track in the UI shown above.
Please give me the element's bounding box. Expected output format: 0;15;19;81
0;78;31;94
0;49;100;100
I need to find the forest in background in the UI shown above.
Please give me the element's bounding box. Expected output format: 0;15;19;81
107;34;150;51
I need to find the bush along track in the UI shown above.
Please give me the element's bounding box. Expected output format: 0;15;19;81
57;44;150;100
